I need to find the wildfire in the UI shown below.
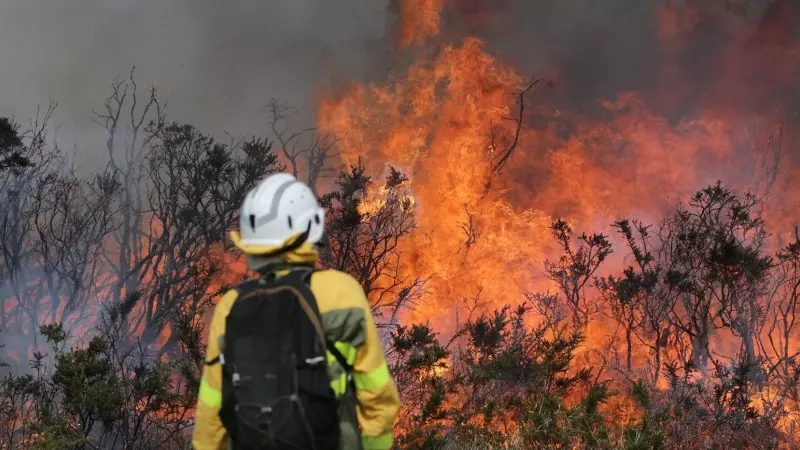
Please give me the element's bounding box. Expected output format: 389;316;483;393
320;0;800;334
317;0;800;436
358;178;416;218
2;0;800;446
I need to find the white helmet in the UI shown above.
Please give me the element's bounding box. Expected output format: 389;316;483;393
231;173;325;255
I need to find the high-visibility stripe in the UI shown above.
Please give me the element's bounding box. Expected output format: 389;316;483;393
327;341;357;366
326;342;357;376
326;341;358;397
198;378;222;409
362;432;393;450
330;372;347;397
353;362;391;392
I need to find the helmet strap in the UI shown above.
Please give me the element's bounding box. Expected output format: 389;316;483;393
253;222;312;258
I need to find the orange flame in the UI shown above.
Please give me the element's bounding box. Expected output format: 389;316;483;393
318;0;800;434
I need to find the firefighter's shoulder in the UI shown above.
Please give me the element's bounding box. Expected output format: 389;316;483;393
310;269;368;312
214;287;240;312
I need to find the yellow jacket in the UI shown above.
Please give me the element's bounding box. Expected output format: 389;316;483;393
191;268;401;450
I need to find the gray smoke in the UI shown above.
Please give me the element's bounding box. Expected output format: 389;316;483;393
0;0;391;165
2;0;787;155
439;0;788;115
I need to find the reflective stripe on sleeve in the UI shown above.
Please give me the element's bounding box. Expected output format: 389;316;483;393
198;378;222;409
353;362;391;392
327;341;357;397
362;432;393;450
330;372;348;397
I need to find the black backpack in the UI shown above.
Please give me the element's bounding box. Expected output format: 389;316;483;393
207;268;353;450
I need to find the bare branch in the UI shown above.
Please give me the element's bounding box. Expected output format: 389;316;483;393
266;97;339;194
483;76;543;193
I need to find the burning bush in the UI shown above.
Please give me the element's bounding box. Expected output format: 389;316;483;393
388;183;800;448
2;1;800;449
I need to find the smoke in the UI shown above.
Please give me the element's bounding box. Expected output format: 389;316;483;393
0;0;397;371
434;0;795;118
485;0;666;102
0;0;391;168
4;0;792;166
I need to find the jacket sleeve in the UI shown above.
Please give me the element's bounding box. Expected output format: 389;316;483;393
192;289;238;450
347;279;401;450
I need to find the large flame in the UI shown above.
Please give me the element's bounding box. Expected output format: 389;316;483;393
320;36;553;329
317;0;800;430
318;1;800;330
3;0;799;443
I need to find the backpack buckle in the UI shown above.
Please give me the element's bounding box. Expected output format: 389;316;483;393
232;372;241;387
304;356;325;367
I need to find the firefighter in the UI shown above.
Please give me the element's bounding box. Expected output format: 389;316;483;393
192;172;400;450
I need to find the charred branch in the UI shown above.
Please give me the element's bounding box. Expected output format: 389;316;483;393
456;204;478;249
483;76;543;194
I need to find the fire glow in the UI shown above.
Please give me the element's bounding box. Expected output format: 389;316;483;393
2;0;800;446
318;0;800;432
321;0;799;334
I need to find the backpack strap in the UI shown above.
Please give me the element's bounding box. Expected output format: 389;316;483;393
286;269;354;374
204;280;262;367
284;268;327;347
326;340;354;373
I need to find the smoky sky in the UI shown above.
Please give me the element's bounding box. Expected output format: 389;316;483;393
440;0;788;119
1;0;791;168
0;0;390;167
